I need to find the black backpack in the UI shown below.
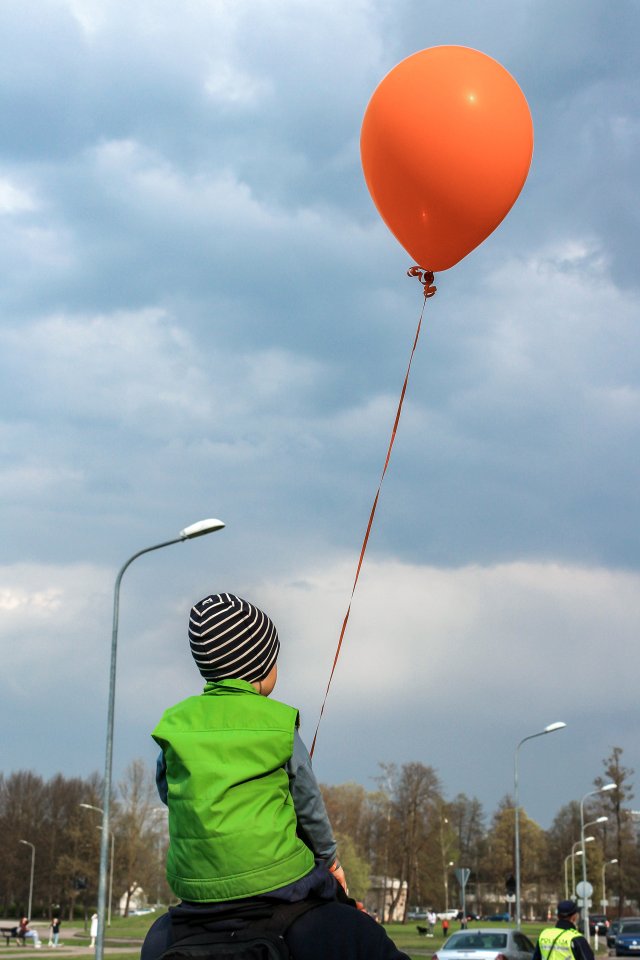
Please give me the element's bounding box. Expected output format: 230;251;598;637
158;899;323;960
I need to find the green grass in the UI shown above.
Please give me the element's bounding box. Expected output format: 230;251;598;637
101;912;161;939
0;915;609;960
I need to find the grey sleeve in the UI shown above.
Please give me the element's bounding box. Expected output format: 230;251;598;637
156;750;168;805
287;728;337;863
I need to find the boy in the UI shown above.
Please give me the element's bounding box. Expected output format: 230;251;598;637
153;592;345;903
143;592;409;959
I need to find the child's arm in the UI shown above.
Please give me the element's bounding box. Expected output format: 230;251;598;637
155;750;168;804
287;728;347;891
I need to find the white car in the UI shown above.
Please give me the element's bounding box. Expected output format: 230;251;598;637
433;927;535;960
437;910;459;920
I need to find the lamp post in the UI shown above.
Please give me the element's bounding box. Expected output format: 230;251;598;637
97;827;115;927
444;860;454;913
150;807;168;907
565;850;583;900
95;518;225;960
18;840;35;920
80;804;115;926
514;722;566;927
581;784;616;945
602;859;618;917
572;839;594;897
440;815;452;912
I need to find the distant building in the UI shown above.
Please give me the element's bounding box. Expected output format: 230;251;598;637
118;885;146;916
366;876;408;922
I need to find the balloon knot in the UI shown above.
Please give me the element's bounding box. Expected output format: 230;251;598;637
407;266;437;298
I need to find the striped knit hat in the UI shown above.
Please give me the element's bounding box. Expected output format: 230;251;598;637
188;592;280;683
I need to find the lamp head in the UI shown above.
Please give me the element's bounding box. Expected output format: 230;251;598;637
601;782;617;793
544;722;566;733
180;518;225;540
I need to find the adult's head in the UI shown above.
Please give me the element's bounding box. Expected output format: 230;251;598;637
557;900;580;922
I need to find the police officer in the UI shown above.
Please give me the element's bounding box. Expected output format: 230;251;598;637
533;900;595;960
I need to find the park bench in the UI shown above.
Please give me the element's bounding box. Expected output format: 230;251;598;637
0;927;25;946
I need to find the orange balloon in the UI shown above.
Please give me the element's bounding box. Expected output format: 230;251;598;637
360;46;534;272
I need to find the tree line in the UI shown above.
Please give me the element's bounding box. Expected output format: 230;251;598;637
0;760;170;921
322;747;640;918
1;747;638;922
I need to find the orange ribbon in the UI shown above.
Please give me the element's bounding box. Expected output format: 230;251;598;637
310;268;436;756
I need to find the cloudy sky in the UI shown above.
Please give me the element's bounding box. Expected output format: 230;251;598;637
1;0;639;833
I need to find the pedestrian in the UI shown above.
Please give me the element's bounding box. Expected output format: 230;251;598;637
90;913;98;949
427;910;436;936
141;592;410;960
49;917;61;947
442;917;450;938
533;900;595;960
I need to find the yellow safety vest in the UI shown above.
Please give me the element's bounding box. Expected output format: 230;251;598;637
537;927;581;960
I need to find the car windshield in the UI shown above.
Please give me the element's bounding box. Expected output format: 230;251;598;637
621;923;640;934
444;933;507;950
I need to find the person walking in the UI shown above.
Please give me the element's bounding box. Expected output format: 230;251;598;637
533;900;595;960
89;914;98;949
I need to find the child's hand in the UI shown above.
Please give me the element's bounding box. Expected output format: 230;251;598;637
329;858;348;894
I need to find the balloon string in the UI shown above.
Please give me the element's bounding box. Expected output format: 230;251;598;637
309;267;436;757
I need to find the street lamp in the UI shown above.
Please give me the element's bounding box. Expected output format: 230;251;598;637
514;722;566;927
95;518;225;960
581;784;616;945
440;815;452;911
585;816;608;831
79;805;115;926
18;840;35;920
602;859;618;917
572;839;594;897
565;850;583;900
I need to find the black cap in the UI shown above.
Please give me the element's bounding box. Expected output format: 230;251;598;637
557;900;579;918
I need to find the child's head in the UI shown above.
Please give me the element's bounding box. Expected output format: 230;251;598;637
188;592;279;685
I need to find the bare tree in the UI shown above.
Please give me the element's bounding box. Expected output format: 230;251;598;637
114;759;158;916
594;747;638;915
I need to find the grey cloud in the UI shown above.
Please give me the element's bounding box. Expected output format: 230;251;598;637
0;0;639;819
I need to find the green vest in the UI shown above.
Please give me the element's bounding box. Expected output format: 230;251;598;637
152;679;315;901
537;927;581;960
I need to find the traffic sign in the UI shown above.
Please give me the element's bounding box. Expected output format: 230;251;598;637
576;881;593;898
455;868;471;888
